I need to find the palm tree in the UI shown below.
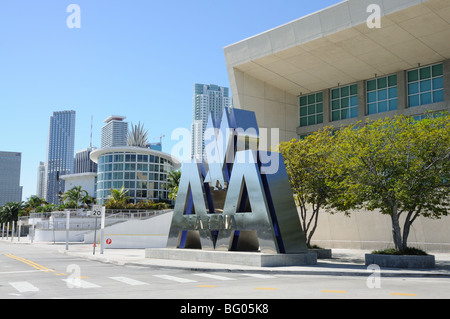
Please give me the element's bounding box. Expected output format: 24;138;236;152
167;170;182;201
61;186;91;209
21;196;47;216
25;196;47;209
0;202;24;223
106;186;131;209
127;122;149;148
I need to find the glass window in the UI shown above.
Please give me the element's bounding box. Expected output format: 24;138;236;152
113;181;123;189
113;163;123;171
113;172;123;179
367;74;398;115
299;92;324;127
114;154;124;162
125;154;136;162
125;172;135;180
137;154;149;162
331;84;358;121
137;163;148;171
407;63;444;107
124;181;135;188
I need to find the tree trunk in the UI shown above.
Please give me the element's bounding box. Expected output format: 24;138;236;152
390;203;403;251
306;204;320;248
402;210;419;251
298;204;308;245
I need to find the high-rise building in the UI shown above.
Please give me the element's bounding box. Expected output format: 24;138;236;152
191;84;231;160
36;161;45;199
60;147;98;201
0;151;22;206
45;110;76;205
101;115;128;148
74;147;98;174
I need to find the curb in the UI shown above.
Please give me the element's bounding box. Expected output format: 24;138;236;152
60;250;450;279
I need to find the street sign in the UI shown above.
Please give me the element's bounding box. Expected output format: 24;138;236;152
91;205;105;255
106;238;112;245
91;205;103;217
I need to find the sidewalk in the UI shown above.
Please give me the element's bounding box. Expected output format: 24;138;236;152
4;238;450;278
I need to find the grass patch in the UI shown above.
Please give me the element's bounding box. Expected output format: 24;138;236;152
371;247;428;256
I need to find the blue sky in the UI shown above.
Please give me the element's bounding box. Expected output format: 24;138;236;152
0;0;341;200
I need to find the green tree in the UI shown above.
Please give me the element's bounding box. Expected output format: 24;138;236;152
61;186;92;209
279;127;340;248
0;202;24;223
331;113;450;252
167;170;182;201
106;186;131;209
25;196;47;209
21;195;48;216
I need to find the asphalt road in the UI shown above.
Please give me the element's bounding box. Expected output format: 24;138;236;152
1;241;449;302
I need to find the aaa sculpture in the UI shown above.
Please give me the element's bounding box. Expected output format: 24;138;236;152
167;108;307;254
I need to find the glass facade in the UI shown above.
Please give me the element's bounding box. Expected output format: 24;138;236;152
45;110;76;205
367;75;398;115
0;152;22;206
299;92;323;127
96;150;174;204
408;63;444;107
331;84;358;121
298;61;447;130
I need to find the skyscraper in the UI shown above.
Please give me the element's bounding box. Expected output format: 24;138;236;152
45;110;76;205
101;115;128;148
191;84;231;160
0;151;22;206
74;147;97;174
36;161;45;199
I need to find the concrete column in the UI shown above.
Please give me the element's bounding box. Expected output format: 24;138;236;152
357;80;366;120
322;89;331;125
443;59;450;103
397;70;407;112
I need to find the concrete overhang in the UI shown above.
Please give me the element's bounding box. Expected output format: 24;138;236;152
224;0;450;97
60;172;97;180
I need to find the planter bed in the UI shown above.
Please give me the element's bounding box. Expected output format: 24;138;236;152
365;253;435;269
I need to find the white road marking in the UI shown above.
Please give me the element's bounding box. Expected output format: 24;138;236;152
153;274;197;283
241;273;277;279
0;270;43;275
109;276;148;286
62;278;101;289
193;273;236;281
9;281;39;293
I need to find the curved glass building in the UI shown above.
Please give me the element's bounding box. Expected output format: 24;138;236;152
90;147;181;205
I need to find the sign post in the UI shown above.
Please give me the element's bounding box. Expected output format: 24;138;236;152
11;221;14;242
100;206;106;255
90;205;103;255
65;211;70;251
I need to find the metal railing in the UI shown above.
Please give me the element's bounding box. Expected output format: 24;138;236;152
105;209;172;221
32;209;172;231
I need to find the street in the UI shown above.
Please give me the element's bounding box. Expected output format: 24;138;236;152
1;241;449;301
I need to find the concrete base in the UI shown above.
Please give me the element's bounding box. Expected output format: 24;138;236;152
145;248;317;267
365;254;436;269
309;248;332;259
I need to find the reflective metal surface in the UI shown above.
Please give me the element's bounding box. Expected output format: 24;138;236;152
167;107;307;254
